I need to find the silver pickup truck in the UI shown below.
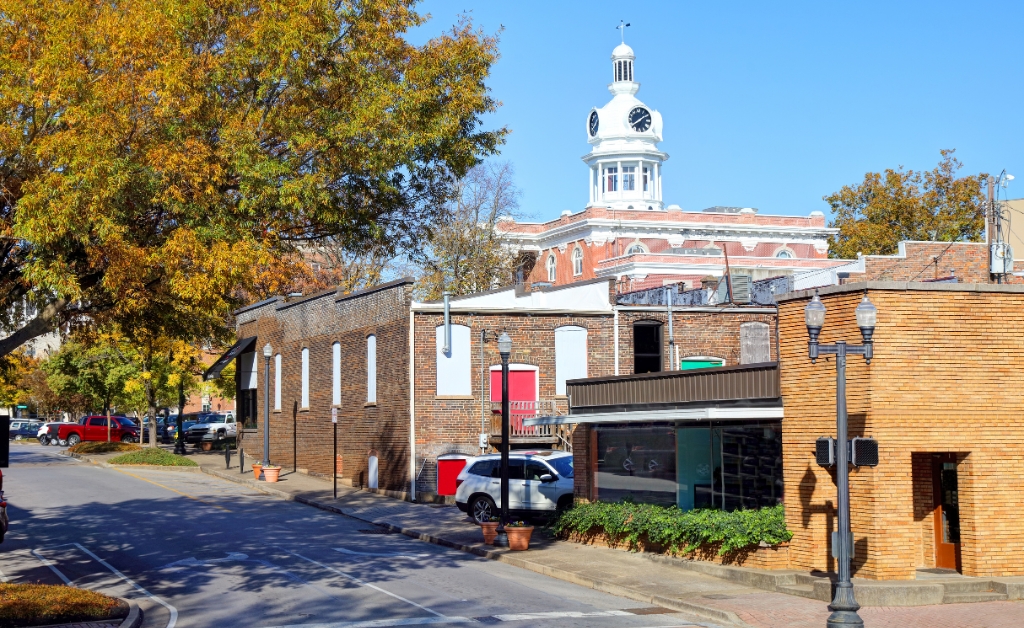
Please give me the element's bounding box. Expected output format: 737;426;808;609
184;412;237;448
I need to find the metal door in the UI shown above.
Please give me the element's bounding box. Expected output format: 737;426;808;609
933;454;962;571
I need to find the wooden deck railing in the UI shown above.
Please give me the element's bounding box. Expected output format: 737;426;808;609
489;400;573;450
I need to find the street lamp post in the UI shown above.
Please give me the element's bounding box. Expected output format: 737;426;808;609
493;332;512;548
262;343;272;468
805;291;877;628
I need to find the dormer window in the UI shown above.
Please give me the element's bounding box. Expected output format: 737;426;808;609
775;249;794;259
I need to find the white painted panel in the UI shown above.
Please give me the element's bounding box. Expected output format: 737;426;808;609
367;335;377;403
274;354;281;410
332;342;341;405
368;455;379;489
555;326;588;396
301;347;310;408
436;325;471;396
240;352;257;390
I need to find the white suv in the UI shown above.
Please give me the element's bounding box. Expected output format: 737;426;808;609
455;450;575;524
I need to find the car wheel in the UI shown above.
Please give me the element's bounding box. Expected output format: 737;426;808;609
58;438;68;447
66;434;81;447
470;495;497;525
121;435;134;444
39;436;49;446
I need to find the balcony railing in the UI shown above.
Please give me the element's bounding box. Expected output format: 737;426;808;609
489;400;573;450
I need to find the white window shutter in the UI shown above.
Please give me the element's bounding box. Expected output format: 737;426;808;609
332;342;341;405
301;347;310;408
436;325;472;396
274;354;281;410
367;335;377;403
555;326;588;396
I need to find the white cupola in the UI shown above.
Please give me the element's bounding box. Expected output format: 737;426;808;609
583;39;668;211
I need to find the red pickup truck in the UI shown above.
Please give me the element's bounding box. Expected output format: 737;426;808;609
58;416;139;447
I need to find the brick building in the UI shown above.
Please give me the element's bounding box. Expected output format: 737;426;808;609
778;282;1024;579
212;276;777;502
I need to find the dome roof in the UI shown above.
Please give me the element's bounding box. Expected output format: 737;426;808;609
611;43;635;59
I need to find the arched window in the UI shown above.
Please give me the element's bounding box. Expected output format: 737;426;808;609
775;249;794;259
555;326;588;395
436;324;471;396
274;353;281;410
301;347;310;408
366;335;377;403
626;243;646;255
332;342;341;405
572;247;584;276
547;255;557;282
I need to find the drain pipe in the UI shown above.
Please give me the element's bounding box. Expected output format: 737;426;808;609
442;292;451;354
408;307;416;502
480;329;488;453
666;286;675;370
613;305;620;375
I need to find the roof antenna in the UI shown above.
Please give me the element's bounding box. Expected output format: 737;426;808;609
617;20;630;44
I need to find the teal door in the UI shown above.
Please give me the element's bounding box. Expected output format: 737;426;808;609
676;428;713;510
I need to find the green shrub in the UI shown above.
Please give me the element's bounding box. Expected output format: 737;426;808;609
552;501;792;555
109;448;197;467
68;441;141;455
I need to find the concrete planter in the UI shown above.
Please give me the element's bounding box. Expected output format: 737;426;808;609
506;525;534;551
563;529;790;570
480;522;499;545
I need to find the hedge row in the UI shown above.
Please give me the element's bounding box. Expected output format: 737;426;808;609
552;501;792;555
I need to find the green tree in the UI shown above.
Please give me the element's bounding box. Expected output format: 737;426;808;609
826;150;987;259
0;0;504;356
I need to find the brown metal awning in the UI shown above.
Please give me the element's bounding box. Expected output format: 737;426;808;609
203;337;256;381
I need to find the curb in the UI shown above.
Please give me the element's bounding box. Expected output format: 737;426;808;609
198;466;748;627
61;450;202;472
119;599;143;628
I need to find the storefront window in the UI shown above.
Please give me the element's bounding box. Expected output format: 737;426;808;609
593;421;783;512
595;424;677;506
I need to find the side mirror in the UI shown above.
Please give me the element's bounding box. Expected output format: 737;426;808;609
539;474;555;483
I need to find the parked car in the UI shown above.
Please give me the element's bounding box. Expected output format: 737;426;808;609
38;422;66;446
455;450;575;524
184;412;236;448
57;415;139;446
9;420;43;440
165;414;204;441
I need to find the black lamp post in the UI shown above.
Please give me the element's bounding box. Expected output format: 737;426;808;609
262;343;272;468
493;332;512;548
805;291;877;628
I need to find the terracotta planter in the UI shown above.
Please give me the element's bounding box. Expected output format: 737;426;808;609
263;466;281;482
506;526;534;551
251;464;263;480
480;522;499;545
201;442;213;452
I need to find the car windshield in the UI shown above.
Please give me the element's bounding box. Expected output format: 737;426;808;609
548;456;574;478
116;418;138;427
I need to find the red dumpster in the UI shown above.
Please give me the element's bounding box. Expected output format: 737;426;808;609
437;454;470;496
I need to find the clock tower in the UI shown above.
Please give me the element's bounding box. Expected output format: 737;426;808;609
584;41;668;211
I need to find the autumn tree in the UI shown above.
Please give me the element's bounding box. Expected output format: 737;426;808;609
0;0;504;356
826;150;987;259
418;161;525;299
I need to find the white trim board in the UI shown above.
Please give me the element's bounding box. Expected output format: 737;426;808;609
524;406;783;426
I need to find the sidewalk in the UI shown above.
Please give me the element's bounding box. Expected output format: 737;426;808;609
70;446;1024;628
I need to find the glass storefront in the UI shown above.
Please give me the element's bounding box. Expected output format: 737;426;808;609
594;421;783;512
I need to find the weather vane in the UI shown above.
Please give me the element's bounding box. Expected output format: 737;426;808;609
617;20;630;44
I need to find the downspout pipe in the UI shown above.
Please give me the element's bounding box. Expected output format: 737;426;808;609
442;292;451;354
408;308;416;502
666;287;675;371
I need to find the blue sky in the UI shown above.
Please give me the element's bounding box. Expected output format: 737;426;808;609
410;1;1023;222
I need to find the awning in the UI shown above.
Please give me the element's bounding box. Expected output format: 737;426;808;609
524;405;783;426
203;336;256;381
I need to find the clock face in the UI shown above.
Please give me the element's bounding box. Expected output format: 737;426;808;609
588;111;599;136
628;107;652;132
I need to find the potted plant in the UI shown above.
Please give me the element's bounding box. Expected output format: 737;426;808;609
262;465;282;482
505;520;534;551
251;462;263;481
480;516;500;545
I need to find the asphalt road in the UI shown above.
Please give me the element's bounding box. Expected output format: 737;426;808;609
0;446;717;628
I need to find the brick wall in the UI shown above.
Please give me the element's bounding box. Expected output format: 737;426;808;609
616;308;777;374
779;283;1024;579
235;281;413;494
849;241;1023;285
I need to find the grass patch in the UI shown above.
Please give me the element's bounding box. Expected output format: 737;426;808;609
68;441;141;455
0;583;125;628
553;502;792;555
109;448;197;467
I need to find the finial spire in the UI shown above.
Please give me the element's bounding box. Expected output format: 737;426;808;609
617;20;630;44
